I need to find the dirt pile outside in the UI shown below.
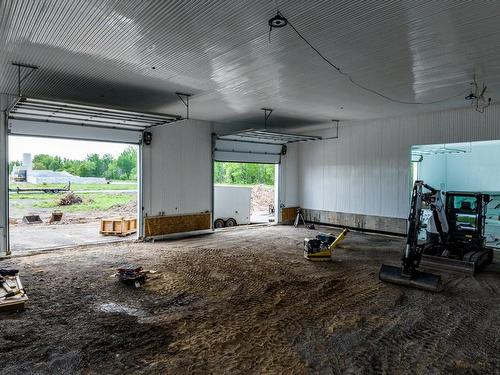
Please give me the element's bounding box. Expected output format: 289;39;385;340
111;200;137;216
1;226;499;374
251;184;274;213
58;192;83;206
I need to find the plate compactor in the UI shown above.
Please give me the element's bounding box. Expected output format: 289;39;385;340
304;228;349;261
379;180;493;292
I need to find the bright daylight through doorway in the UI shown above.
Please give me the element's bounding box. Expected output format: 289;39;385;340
213;161;276;228
8;136;139;252
411;140;500;249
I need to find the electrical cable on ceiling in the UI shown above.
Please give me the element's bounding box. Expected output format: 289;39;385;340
465;75;491;113
268;10;469;105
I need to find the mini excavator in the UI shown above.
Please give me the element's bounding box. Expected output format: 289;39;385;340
304;228;349;261
379;180;493;292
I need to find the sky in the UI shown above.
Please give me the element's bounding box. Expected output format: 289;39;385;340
9;136;133;162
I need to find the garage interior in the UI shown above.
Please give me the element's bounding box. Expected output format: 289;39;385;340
1;1;500;373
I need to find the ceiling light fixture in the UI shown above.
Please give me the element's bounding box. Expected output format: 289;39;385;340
267;11;288;42
268;11;288;28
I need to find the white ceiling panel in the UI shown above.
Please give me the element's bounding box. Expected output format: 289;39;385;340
1;0;500;128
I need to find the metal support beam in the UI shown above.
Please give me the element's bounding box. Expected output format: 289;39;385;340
176;92;192;119
11;62;38;97
0;111;9;255
261;108;273;130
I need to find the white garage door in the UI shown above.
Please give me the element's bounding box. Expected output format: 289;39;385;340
8;97;181;144
214;129;321;164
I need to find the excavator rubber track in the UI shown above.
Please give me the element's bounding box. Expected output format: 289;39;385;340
420;248;494;276
420;255;475;275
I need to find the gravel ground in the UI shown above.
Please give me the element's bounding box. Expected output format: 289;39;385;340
0;225;499;374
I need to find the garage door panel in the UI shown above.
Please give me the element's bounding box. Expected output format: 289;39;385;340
9;118;142;144
214;139;282;164
214;150;281;164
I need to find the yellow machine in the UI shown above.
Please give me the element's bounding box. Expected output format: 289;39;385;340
303;228;349;261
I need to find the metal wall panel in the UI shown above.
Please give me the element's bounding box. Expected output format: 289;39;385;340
280;143;299;208
298;104;500;220
142;119;212;218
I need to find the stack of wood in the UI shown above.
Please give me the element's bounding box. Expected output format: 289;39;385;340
0;270;28;312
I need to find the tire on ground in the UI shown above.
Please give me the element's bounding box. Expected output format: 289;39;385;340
225;218;237;227
214;218;225;229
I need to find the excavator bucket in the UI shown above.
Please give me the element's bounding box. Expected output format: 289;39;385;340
379;264;442;292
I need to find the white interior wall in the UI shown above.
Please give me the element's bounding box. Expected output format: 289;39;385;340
298;104;500;220
279;143;299;208
142;119;213;222
418;141;500;192
417;153;447;191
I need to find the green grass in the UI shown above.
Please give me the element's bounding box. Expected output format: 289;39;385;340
32;192;135;212
9;181;137;191
9;191;135;213
214;183;274;188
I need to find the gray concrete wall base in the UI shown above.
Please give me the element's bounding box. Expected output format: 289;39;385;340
302;209;406;235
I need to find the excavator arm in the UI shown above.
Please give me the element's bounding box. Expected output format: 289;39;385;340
379;181;443;292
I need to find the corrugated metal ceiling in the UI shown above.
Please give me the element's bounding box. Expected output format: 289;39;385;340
1;0;499;128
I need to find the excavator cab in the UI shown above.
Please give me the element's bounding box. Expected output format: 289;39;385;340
445;192;488;243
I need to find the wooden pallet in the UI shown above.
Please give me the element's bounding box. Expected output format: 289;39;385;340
100;217;137;237
0;275;28;312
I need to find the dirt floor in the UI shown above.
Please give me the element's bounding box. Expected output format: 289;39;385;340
1;225;500;374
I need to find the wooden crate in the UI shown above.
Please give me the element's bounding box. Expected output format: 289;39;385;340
100;217;137;237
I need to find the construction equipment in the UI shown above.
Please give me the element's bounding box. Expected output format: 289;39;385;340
380;180;493;292
22;214;43;224
304;228;349;261
48;210;63;224
117;267;148;288
294;208;315;229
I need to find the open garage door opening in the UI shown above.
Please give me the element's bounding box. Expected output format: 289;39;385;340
411;140;500;250
8;136;139;253
213;161;277;229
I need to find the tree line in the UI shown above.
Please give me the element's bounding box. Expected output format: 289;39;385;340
214;162;274;186
9;146;137;180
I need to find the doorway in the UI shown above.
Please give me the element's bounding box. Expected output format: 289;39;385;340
213;161;278;228
8;135;140;253
411;140;500;249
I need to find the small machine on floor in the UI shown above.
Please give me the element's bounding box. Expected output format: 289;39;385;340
117;267;148;288
304;228;349;261
379;180;493;292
